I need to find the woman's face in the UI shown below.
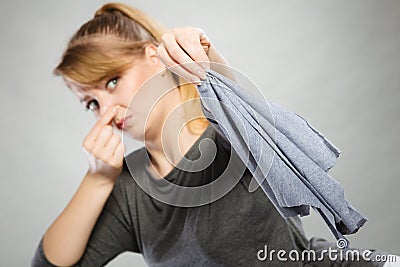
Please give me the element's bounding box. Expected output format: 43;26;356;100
68;44;173;141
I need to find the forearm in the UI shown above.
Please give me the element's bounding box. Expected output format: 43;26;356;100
42;172;115;266
207;44;236;81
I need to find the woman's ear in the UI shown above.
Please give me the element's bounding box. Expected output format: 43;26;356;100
144;43;160;65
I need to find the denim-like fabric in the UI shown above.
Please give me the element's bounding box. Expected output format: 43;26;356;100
197;69;367;242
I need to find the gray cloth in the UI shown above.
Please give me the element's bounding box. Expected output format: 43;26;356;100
197;69;367;241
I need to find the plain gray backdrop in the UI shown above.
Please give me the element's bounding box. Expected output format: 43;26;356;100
0;0;399;266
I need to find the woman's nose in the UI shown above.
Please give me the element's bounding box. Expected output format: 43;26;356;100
97;95;119;118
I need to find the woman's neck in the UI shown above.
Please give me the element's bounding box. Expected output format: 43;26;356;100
145;122;203;179
143;71;206;179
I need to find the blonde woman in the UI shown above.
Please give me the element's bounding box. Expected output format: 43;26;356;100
32;3;394;267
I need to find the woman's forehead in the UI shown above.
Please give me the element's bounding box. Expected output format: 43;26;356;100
65;77;102;91
65;78;102;100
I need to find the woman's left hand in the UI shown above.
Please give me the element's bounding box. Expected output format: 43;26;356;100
157;27;211;84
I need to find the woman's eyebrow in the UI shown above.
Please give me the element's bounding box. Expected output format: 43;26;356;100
79;95;90;104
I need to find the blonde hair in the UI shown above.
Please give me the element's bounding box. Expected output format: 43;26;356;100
54;2;208;134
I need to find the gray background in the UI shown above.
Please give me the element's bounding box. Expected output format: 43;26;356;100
0;0;399;266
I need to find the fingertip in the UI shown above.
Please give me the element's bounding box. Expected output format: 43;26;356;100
202;62;210;71
109;106;121;118
197;70;206;80
192;80;202;86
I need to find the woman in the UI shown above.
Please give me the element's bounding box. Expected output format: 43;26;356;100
32;3;394;267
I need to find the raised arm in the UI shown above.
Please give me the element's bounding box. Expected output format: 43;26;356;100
32;107;131;266
32;167;140;266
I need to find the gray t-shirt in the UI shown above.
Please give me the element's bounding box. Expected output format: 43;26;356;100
32;124;386;267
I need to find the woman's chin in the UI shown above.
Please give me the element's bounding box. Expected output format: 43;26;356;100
124;130;144;142
123;125;149;142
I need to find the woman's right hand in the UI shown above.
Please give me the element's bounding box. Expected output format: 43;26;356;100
82;106;125;183
41;106;124;266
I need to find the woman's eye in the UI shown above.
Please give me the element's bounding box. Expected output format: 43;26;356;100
86;100;99;111
106;77;118;90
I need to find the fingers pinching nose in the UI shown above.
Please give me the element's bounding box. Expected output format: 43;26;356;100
111;105;122;113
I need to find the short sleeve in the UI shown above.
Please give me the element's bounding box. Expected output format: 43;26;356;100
31;168;141;267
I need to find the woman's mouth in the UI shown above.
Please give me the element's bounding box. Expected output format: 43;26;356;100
116;115;133;130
